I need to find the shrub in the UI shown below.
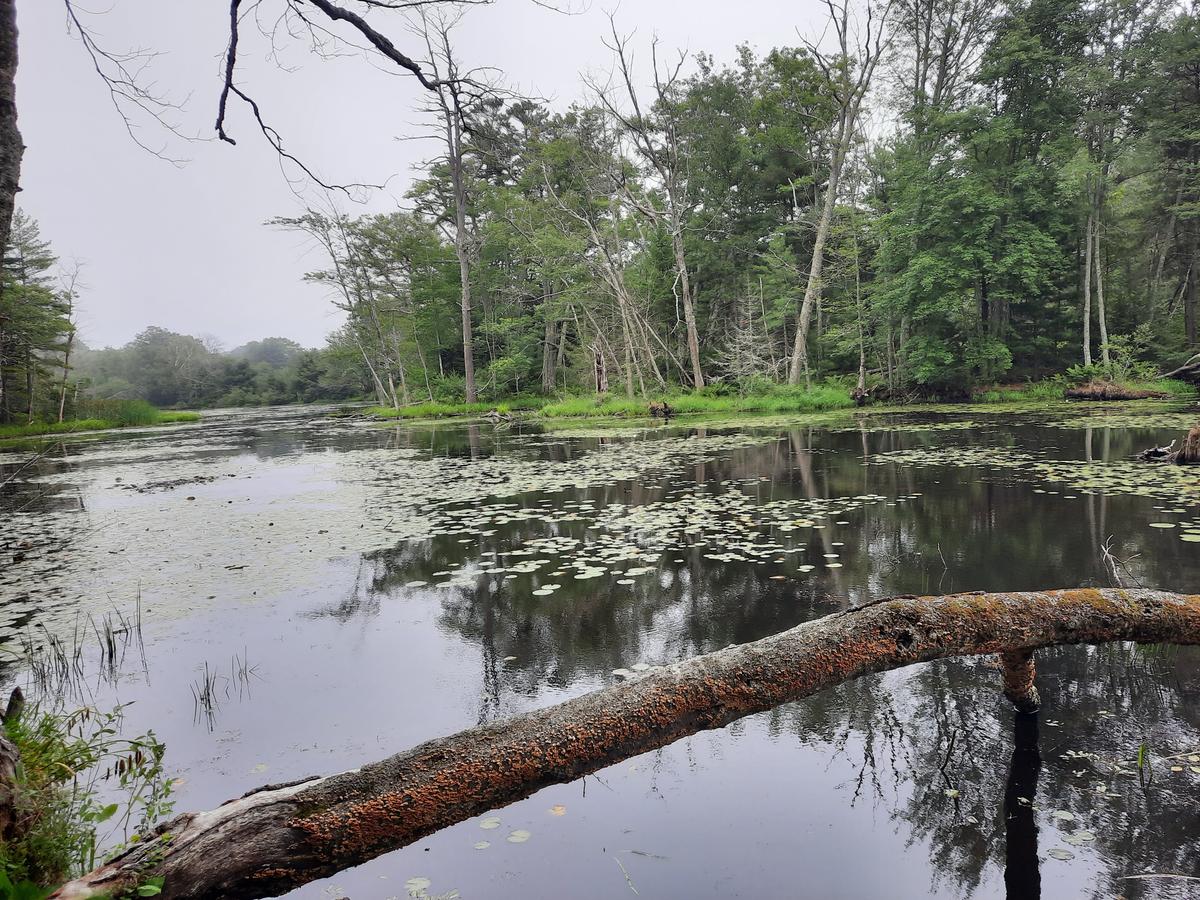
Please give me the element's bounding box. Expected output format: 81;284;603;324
0;702;173;890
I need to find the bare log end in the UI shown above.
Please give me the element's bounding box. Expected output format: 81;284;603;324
999;650;1041;714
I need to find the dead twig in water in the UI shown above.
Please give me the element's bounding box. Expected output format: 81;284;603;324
613;856;639;895
1101;536;1142;589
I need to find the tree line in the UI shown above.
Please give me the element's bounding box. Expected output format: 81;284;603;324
2;0;1198;420
0;211;374;419
276;0;1200;405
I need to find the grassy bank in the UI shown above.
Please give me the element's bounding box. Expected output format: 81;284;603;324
365;385;855;422
539;385;855;418
0;402;200;441
362;376;1196;425
973;377;1194;404
366;395;549;420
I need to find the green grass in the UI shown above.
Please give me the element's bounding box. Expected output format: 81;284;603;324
973;377;1195;404
367;401;497;420
365;375;1196;425
1132;377;1195;399
539;385;855;419
154;411;202;424
366;395;551;420
0;405;201;441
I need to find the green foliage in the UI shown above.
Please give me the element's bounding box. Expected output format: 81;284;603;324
0;402;199;442
539;385;854;419
13;3;1200;410
0;871;50;900
0;703;174;889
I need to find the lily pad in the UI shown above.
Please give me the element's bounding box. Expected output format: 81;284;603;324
405;877;432;895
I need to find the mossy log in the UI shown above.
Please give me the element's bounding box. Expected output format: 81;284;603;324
51;588;1200;900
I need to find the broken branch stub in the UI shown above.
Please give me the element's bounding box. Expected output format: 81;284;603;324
51;588;1200;900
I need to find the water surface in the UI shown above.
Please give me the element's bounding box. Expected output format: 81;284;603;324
1;403;1198;899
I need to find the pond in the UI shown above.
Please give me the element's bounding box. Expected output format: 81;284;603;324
1;403;1198;899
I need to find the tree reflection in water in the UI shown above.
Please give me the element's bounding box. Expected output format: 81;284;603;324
308;417;1200;897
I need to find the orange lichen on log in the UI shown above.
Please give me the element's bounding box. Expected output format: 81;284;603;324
50;588;1200;900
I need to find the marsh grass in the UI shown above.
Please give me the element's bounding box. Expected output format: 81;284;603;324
0;403;200;441
540;385;855;419
17;596;147;704
0;595;173;892
190;651;260;731
366;395;549;420
1;702;174;889
974;377;1194;404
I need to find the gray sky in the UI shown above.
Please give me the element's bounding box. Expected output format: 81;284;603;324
18;0;823;350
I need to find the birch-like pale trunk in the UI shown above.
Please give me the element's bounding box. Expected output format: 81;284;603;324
0;0;20;260
1082;207;1094;368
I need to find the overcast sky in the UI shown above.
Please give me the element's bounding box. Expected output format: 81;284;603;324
18;0;825;350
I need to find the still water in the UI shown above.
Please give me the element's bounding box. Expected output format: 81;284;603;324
1;403;1198;899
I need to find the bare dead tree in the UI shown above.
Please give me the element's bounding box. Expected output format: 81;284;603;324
587;17;706;389
788;0;893;387
272;205;404;406
407;7;502;404
539;129;676;398
55;262;81;423
890;0;992;126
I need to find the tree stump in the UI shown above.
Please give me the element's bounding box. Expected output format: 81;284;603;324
1175;426;1200;464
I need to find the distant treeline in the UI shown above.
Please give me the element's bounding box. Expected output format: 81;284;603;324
73;330;374;409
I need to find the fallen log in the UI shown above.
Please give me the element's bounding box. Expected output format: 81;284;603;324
1161;352;1200;382
1137;425;1200;465
1137;439;1176;462
52;588;1200;900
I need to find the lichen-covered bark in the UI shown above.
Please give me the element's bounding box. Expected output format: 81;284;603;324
999;649;1040;713
0;0;22;258
51;588;1200;900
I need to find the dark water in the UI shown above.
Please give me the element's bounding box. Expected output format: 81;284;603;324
1;404;1199;899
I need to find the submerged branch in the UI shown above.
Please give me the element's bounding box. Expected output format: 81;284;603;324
51;588;1200;899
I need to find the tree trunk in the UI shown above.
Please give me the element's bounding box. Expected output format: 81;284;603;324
540;317;557;395
788;124;846;387
24;346;32;423
0;0;21;260
671;225;704;389
51;588;1200;900
446;115;476;404
1093;183;1109;368
1187;228;1198;349
592;342;607;394
57;328;74;422
1082;209;1094;367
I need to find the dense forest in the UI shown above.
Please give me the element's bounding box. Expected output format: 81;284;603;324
3;0;1200;420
